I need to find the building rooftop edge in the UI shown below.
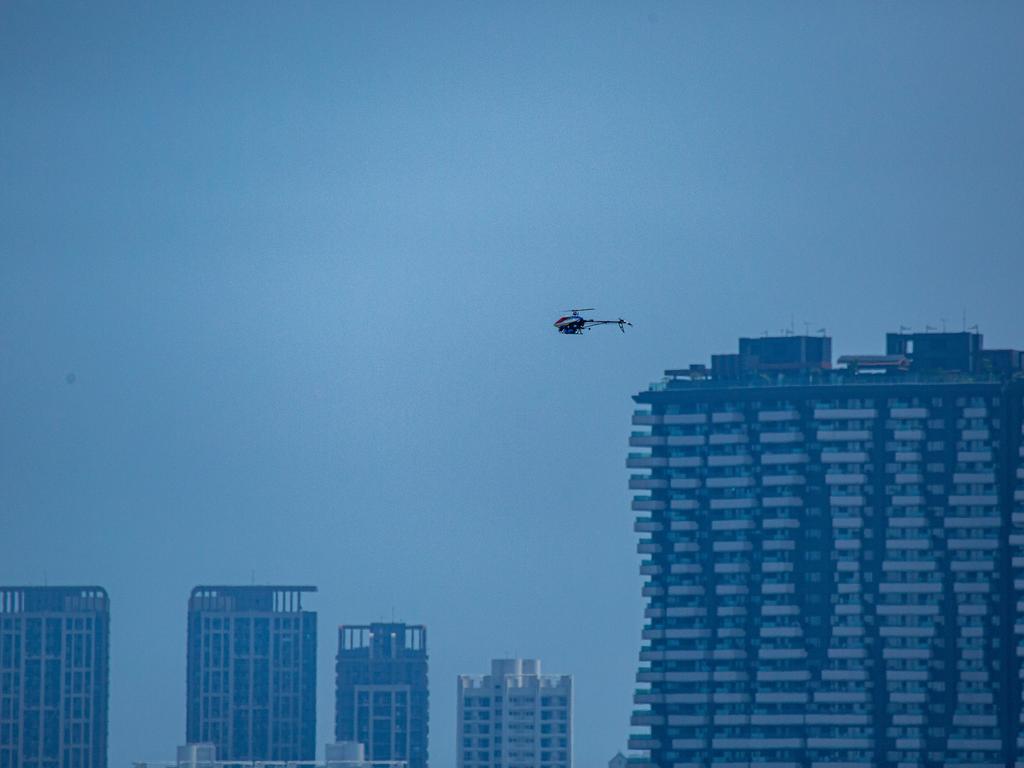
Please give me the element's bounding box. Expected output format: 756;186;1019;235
0;586;108;594
189;585;317;597
644;330;1022;393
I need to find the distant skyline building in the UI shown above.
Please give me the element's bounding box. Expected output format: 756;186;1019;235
335;623;428;768
133;741;406;768
0;586;110;768
628;331;1024;767
457;658;572;768
186;585;317;762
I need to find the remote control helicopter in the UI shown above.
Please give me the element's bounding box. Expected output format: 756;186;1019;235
553;308;633;335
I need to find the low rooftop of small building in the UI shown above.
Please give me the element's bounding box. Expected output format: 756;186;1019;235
655;330;1023;390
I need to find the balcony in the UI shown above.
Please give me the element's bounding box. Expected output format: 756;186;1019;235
663;413;707;425
707;454;752;467
817;429;871;441
760;431;804;444
626;454;668;469
630;434;665;447
632;497;667;511
633;518;661;533
632;411;662;426
630;477;668;490
630;711;666;727
666;435;705;447
626;737;662;751
814;408;878;419
708;433;748;445
706;476;754;489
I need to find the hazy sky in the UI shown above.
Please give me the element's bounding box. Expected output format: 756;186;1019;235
2;2;1022;766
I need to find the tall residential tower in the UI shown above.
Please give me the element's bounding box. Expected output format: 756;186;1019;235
457;658;572;768
628;332;1024;767
186;585;317;761
0;586;110;768
335;623;428;768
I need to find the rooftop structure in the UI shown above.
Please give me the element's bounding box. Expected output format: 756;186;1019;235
659;330;1022;390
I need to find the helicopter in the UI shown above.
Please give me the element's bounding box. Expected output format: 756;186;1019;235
554;308;633;335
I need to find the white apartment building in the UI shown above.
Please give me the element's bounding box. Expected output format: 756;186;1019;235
457;658;573;768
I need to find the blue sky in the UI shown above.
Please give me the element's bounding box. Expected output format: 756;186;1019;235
1;2;1022;766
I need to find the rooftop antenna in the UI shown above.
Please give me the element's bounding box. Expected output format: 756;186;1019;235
803;321;811;335
250;570;255;585
962;307;967;332
941;317;947;332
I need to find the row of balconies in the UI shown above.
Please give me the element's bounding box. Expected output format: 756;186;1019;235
631;474;819;490
630;493;1007;518
632;411;820;427
634;405;999;427
628;452;828;469
636;426;997;448
630;430;924;447
630;450;1002;478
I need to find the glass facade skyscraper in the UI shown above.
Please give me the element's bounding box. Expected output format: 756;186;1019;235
335;623;428;768
627;332;1024;767
0;586;110;768
186;585;317;762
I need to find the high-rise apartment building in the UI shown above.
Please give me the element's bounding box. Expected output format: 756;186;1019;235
0;586;110;768
457;658;572;768
627;331;1024;767
335;623;428;768
186;585;317;761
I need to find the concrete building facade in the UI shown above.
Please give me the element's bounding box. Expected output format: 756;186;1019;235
335;624;428;768
457;658;572;768
627;332;1024;767
186;586;317;762
0;586;110;768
